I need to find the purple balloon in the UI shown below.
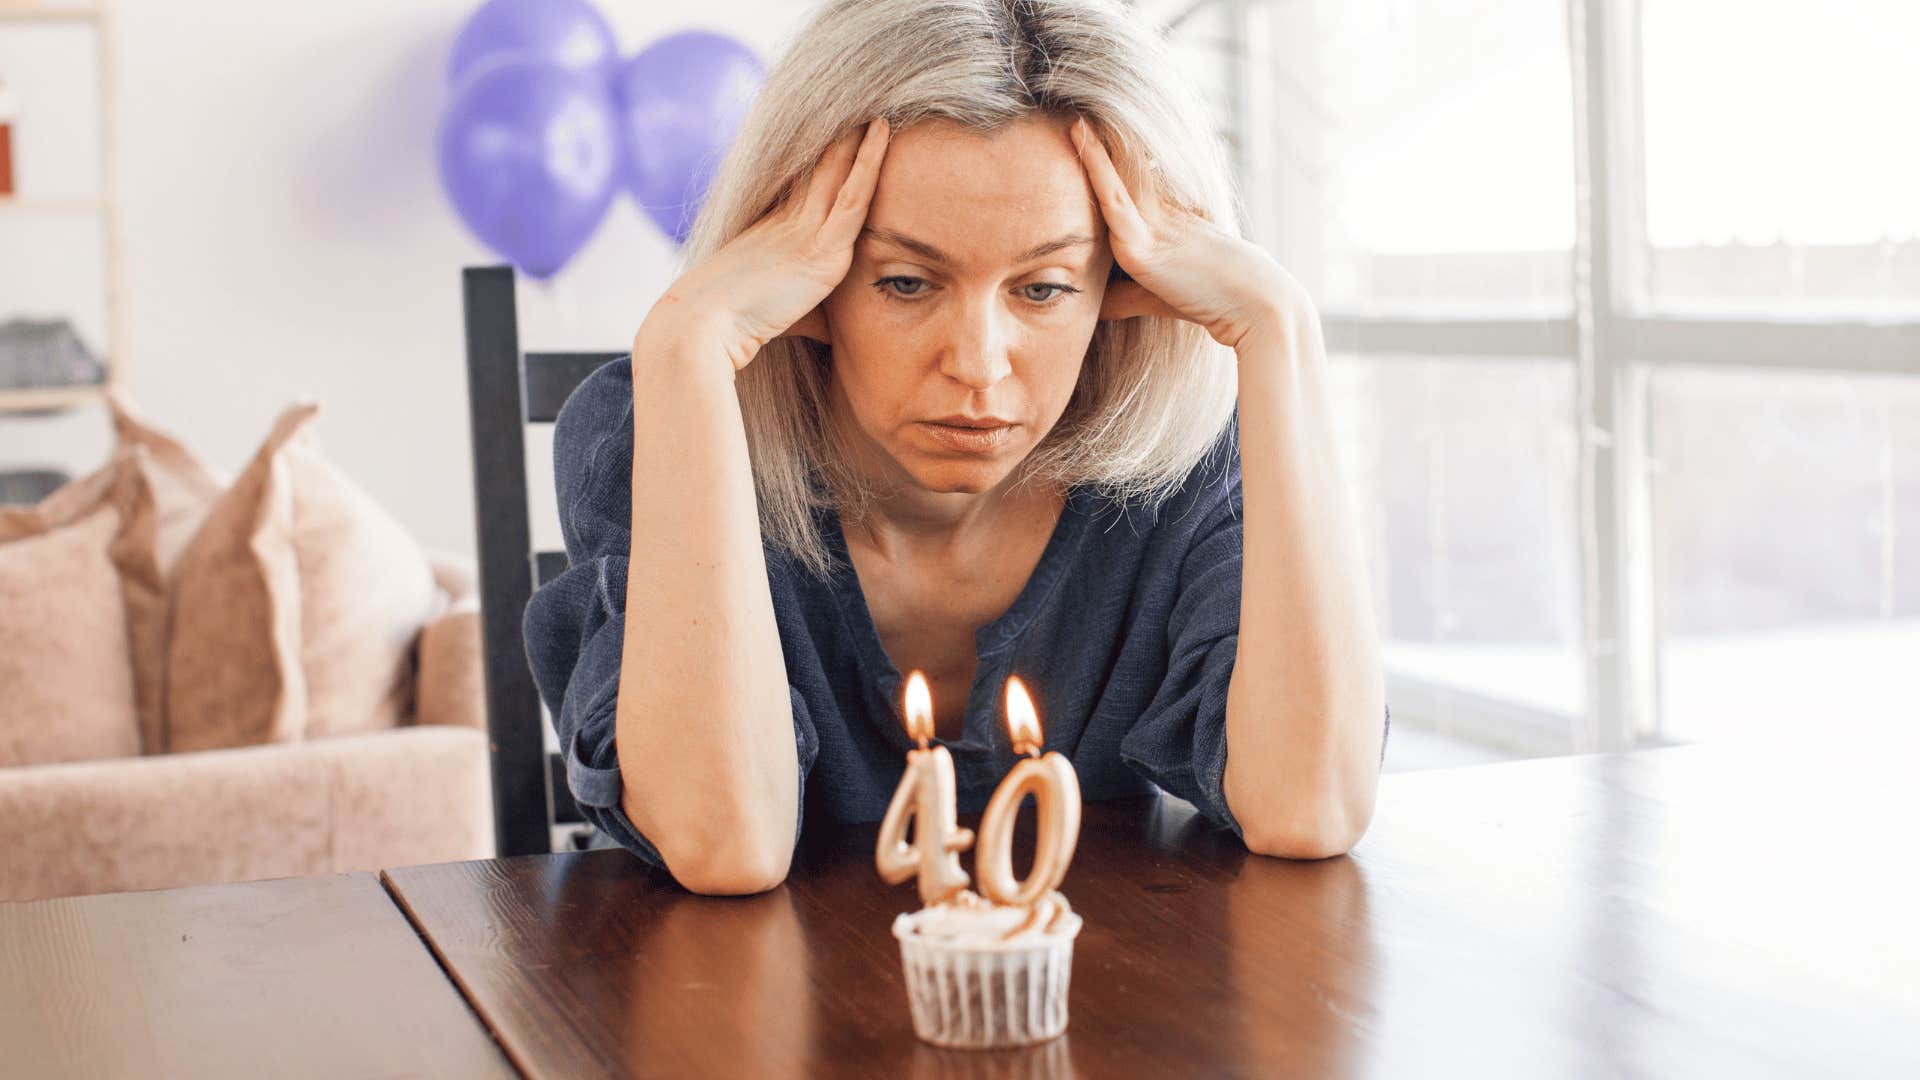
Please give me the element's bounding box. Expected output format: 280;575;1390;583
447;0;619;92
613;31;764;245
436;59;619;280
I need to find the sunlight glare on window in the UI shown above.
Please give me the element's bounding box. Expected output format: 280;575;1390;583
1642;0;1920;248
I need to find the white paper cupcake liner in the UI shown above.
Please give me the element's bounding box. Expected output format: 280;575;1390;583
892;910;1083;1049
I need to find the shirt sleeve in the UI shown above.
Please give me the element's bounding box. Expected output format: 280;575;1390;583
521;357;821;870
1117;439;1392;838
1118;462;1250;836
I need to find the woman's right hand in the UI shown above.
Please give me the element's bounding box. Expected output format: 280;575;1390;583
643;116;892;374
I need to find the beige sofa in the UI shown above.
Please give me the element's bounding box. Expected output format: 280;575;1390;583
0;555;497;904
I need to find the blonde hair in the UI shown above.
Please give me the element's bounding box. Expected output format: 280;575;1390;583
678;0;1243;581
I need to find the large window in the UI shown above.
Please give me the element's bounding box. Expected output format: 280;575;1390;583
1647;366;1920;748
1154;0;1920;766
1639;0;1920;316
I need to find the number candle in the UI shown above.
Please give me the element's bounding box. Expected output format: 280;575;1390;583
875;670;975;907
975;676;1082;909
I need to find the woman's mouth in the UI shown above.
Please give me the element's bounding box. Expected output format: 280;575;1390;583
917;420;1016;453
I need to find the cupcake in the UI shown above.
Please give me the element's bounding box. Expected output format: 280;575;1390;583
891;887;1082;1049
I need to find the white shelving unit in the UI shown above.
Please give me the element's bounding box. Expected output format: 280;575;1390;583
0;0;123;416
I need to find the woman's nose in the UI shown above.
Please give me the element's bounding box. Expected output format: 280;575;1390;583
937;293;1015;390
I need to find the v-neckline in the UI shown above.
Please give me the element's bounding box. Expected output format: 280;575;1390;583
823;485;1092;754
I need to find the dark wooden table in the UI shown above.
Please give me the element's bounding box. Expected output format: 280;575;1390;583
380;745;1920;1079
0;871;516;1078
9;746;1916;1078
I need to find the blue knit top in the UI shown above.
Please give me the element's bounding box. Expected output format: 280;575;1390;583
523;355;1389;867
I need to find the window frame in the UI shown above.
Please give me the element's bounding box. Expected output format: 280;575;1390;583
1160;0;1920;753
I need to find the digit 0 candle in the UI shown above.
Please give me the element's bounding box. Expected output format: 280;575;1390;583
975;676;1082;922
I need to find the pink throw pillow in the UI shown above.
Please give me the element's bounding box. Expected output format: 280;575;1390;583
165;402;438;752
0;459;143;766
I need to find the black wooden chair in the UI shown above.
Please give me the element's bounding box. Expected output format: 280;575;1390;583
461;265;626;857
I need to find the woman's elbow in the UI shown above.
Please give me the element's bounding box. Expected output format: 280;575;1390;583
664;842;792;896
625;789;795;896
1241;799;1373;860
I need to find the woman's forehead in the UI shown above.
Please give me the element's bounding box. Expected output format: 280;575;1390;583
863;118;1104;268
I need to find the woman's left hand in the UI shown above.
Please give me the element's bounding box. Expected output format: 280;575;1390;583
1071;114;1303;352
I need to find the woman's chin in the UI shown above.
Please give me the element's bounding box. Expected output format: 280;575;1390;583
895;448;1020;494
904;463;1011;495
878;424;1035;495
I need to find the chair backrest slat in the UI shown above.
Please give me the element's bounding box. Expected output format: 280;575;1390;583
525;351;625;424
462;266;620;856
534;550;570;588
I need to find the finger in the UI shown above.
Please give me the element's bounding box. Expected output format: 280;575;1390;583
820;117;891;247
779;126;855;223
803;119;879;224
1072;116;1153;253
772;131;854;223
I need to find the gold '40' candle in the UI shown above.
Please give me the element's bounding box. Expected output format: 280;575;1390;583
975;676;1082;908
875;671;975;906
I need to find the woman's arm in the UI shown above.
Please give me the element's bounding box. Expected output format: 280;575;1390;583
1066;114;1385;857
609;119;889;893
614;312;799;895
1223;282;1387;858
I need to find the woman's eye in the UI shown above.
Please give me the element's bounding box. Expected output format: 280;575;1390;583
873;276;927;300
869;277;1081;307
1021;282;1079;305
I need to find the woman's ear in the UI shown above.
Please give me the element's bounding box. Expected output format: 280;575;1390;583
776;303;833;347
1095;256;1135;322
1098;274;1182;324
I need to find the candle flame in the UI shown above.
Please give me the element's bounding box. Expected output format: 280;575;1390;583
903;670;933;745
1004;675;1042;754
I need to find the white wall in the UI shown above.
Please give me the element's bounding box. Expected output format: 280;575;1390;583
1;0;812;559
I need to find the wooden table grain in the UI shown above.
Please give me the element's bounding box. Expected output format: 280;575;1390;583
0;870;518;1079
380;745;1920;1078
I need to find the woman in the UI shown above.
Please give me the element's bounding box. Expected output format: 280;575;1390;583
525;0;1388;896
